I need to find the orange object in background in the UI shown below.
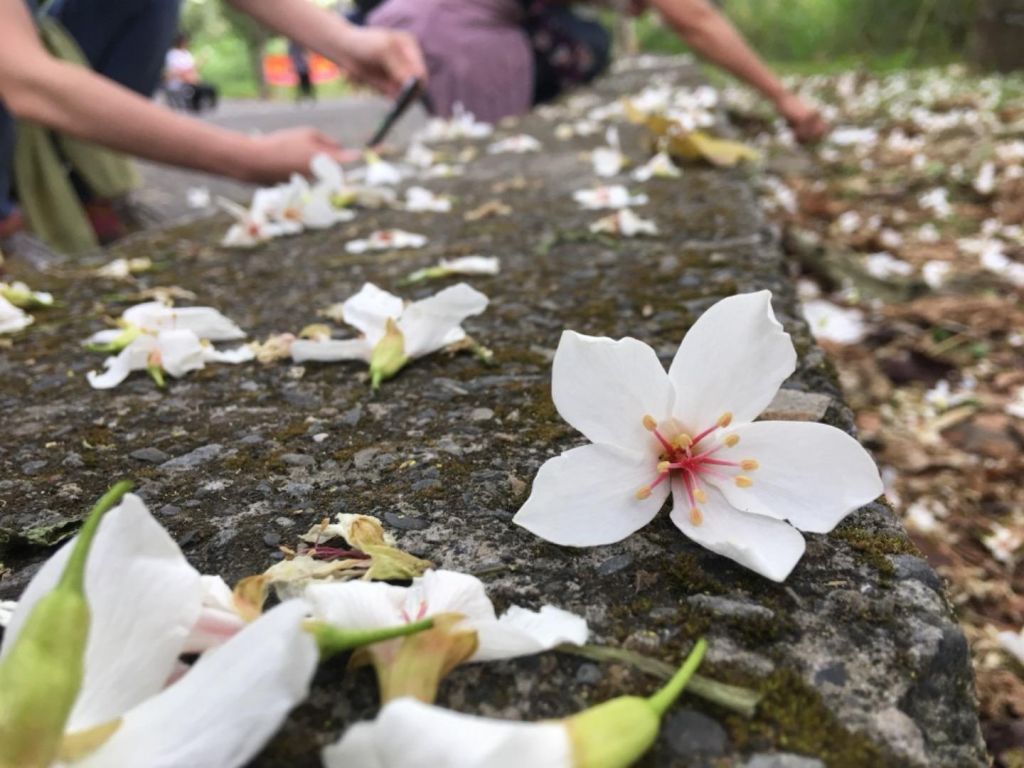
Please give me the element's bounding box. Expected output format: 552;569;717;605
262;53;342;86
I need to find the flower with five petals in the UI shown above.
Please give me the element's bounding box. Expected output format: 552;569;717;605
513;291;883;582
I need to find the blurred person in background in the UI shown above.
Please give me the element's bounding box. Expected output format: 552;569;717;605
164;33;219;112
289;40;317;104
364;0;827;141
0;0;424;252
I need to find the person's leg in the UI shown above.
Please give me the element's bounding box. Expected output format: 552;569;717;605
47;0;182;96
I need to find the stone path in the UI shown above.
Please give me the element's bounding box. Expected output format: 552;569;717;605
0;60;986;767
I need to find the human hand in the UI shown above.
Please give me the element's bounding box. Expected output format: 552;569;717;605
237;127;358;184
775;92;828;144
337;27;426;97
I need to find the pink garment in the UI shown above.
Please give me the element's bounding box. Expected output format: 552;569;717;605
369;0;534;123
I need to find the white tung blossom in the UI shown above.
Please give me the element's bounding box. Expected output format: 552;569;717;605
345;230;428;254
589;209;659;238
513;291;883;582
305;569;588;665
573;185;648;210
487;135;542;155
84;301;253;389
290;282;487;388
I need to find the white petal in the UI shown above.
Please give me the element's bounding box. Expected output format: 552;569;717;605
514;444;668;546
707;421;883;534
182;576;246;654
83;328;125;347
290;338;372;363
157;330;208;378
306;580;406;629
122;301;171;329
398;283;488;359
416;570;495;622
471;605;588;662
1;494;202;730
438;256;500;275
86;341;150;389
551;331;673;452
162;307;246;341
669;478;805;582
342;283;404;345
311;153;345;190
202;344;256;365
78;600;318;768
668;291;796;429
322;698;572;768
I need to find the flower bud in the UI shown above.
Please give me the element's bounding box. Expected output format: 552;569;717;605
368;318;408;390
566;638;706;768
0;482;131;768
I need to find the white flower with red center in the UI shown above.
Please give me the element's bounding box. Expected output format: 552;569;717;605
84;301;254;389
589;209;658;238
513;291;884;582
345;229;428;254
573;185;648;210
306;569;587;702
290;282;488;389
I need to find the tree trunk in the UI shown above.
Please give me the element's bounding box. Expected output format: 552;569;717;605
973;0;1024;71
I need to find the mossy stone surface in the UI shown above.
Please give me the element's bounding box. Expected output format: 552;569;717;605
0;59;986;767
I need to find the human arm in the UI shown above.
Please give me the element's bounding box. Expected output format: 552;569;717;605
228;0;426;96
644;0;827;141
0;0;348;183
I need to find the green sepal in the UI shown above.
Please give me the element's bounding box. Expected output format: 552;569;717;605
0;481;132;768
368;318;408;391
84;325;141;353
308;616;435;661
566;638;706;768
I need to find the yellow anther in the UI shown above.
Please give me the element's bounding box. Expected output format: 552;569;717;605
656;461;671;474
723;434;740;448
635;487;652;500
689;507;703;526
642;415;658;431
693;487;707;504
740;459;759;471
734;476;753;488
717;411;733;428
674;433;692;449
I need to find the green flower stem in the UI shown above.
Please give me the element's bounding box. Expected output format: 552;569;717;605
59;481;133;595
557;642;762;718
647;638;706;716
309;617;435;660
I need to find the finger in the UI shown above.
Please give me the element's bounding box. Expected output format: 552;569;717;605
400;36;428;85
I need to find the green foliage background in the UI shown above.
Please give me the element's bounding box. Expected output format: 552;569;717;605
180;0;979;99
641;0;977;71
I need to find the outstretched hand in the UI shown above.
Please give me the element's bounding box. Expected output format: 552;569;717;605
240;127;359;184
337;27;427;97
775;92;829;144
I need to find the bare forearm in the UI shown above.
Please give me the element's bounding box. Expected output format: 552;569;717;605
650;0;786;104
228;0;357;66
10;61;255;179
